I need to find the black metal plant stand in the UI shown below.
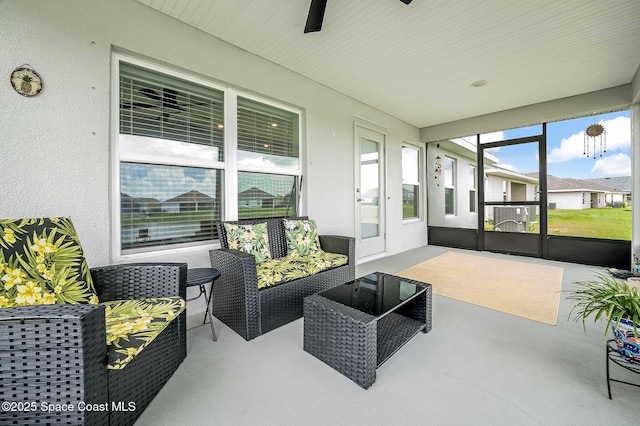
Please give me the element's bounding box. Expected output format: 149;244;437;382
606;339;640;398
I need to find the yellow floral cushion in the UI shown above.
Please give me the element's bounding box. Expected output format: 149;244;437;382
283;219;323;256
256;251;348;289
224;222;272;264
103;296;186;370
0;217;99;308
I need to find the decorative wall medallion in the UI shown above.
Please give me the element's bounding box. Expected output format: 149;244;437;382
10;66;43;97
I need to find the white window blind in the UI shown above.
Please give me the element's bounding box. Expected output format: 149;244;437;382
237;96;299;170
120;62;225;158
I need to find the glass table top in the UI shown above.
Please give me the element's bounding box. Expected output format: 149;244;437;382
318;273;424;317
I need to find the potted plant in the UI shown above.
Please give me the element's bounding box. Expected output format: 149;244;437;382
569;273;640;361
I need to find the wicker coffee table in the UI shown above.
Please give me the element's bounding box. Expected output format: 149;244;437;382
303;272;432;389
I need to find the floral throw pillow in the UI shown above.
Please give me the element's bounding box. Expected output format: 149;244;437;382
223;222;272;264
0;217;99;308
283;219;322;256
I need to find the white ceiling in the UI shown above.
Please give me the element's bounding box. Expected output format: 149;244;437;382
134;0;640;128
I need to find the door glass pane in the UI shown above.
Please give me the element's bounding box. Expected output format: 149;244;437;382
360;138;379;239
484;142;539;233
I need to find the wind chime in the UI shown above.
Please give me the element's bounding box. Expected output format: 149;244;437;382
584;123;606;159
434;156;442;186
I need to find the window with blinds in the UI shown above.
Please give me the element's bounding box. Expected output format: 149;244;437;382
236;96;301;220
444;156;456;215
118;62;224;252
116;57;302;254
402;146;420;219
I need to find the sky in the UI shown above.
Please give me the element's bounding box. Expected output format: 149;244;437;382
480;110;631;179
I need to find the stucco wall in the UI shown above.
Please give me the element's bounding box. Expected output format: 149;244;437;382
0;0;424;308
426;144;478;229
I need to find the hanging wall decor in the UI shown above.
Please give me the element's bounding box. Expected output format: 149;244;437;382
434;155;442;186
584;123;606;159
10;65;43;97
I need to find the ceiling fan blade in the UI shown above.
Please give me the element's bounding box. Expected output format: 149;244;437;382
304;0;327;33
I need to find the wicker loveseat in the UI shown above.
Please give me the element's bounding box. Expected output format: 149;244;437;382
209;217;355;340
0;217;187;425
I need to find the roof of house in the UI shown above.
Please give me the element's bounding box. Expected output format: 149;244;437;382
238;187;276;199
164;190;214;203
582;176;631;192
120;193;159;204
527;173;627;193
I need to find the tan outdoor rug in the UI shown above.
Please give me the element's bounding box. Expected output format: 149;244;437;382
396;251;564;325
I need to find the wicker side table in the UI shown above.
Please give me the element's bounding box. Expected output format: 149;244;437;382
187;268;221;341
303;272;432;389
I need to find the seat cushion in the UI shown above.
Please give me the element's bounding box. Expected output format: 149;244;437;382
104;296;186;370
0;217;99;308
282;219;322;256
223;222;272;264
256;251;348;289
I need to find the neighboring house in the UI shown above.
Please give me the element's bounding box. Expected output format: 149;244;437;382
485;167;539;204
545;175;627;209
583;176;631;206
238;187;277;208
121;193;160;215
163;190;215;212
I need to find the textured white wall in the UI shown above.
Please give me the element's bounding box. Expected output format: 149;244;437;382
0;0;423;278
426;146;478;229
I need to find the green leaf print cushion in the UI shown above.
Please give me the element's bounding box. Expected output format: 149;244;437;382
223;222;272;264
282;219;322;256
103;296;186;369
0;217;99;308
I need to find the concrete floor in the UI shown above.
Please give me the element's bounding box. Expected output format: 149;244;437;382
136;246;639;425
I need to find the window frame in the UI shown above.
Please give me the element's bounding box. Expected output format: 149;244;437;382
401;143;423;221
444;156;456;215
112;54;302;260
469;164;477;214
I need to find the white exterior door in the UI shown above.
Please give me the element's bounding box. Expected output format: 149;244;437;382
355;125;386;259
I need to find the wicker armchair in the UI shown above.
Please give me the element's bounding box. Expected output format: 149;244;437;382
0;263;187;425
209;217;355;340
0;218;187;425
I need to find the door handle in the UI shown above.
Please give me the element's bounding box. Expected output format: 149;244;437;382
356;198;363;202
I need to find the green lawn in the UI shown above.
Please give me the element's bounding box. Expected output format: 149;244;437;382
545;207;631;240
